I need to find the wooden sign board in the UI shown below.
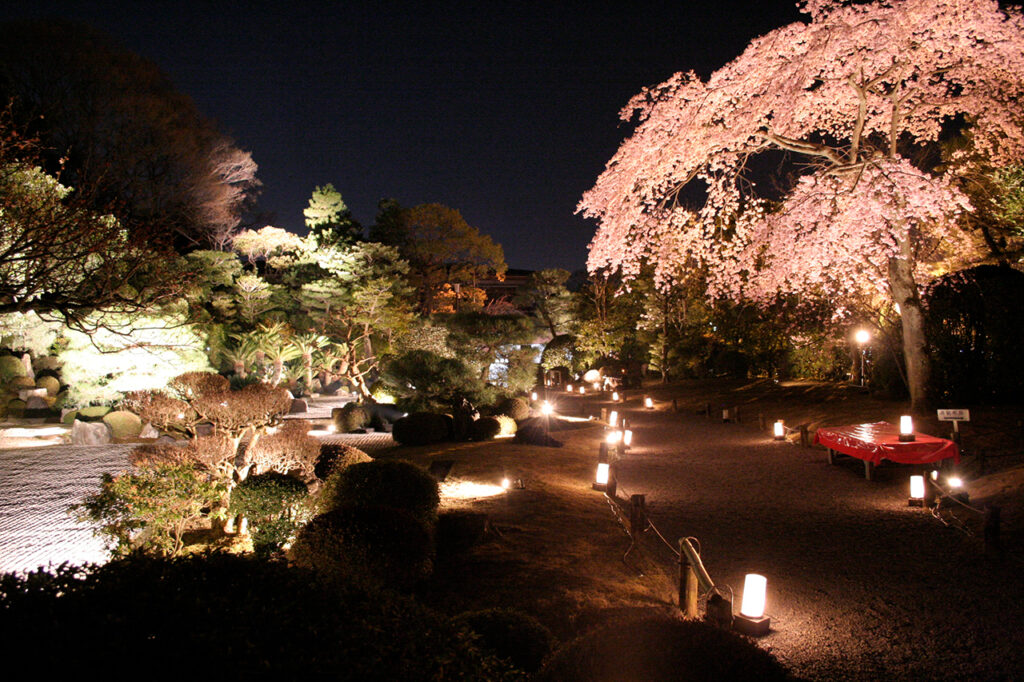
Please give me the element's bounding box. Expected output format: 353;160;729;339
937;409;970;422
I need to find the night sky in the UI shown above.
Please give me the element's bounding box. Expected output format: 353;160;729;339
0;1;803;270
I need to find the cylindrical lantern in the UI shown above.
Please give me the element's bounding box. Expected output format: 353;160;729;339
899;415;915;442
566;383;573;393
595;462;610;485
644;396;654;409
773;420;785;440
609;410;618;427
623;429;633;447
909;475;925;506
740;574;767;618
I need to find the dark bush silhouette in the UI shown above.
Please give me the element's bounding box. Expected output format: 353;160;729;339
314;442;372;481
0;553;516;678
497;396;530;422
471;416;502;441
392;411;451;446
291;505;434;589
228;472;308;557
455;607;557;673
436;510;490;555
319;459;439;521
538;613;791;681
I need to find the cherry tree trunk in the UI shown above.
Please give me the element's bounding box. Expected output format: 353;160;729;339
888;254;930;412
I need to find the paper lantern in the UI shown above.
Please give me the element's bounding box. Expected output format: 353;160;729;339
566;384;573;393
623;429;633;447
531;391;538;402
611;391;620;402
595;462;610;486
541;401;553;415
606;430;623;445
609;410;618;427
644;396;654;409
909;475;925;506
899;415;915;442
773;420;785;440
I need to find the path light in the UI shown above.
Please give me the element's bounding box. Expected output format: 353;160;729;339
593;443;610;491
948;476;963;489
541;400;554;416
593;382;601;391
606;429;623;445
734;574;770;636
501;477;511;491
566;383;573;393
931;469;939;481
609;410;618;427
612;391;620;402
579;386;586;395
899;415;916;442
909;475;925;506
531;391;538;402
773;420;785;440
623;429;633;447
644;396;654;410
854;329;870;387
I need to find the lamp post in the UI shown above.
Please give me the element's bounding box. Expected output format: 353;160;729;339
854;329;870;387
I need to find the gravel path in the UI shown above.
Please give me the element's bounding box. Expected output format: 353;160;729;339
610;406;1024;681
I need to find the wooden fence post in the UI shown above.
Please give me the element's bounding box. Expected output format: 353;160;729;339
799;424;810;448
630;494;646;538
678;539;699;619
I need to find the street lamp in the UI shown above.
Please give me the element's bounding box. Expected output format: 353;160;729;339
854;329;870;387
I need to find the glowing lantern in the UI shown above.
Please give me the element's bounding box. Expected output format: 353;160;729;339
606;430;623;445
531;391;538;402
595;462;610;486
948;476;963;489
612;391;620;402
609;410;618;427
644;396;654;409
501;477;511;490
733;573;771;636
930;469;939;481
909;475;925;506
773;420;785;440
623;429;633;447
566;383;573;393
579;386;586;395
899;415;915;442
541;401;553;415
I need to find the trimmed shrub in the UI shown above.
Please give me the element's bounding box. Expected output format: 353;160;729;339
320;460;439;521
538;613;791;681
392;411;450;446
436;510;490;555
331;402;370;433
230;472;309;557
514;417;562;447
246;420;320;481
78;405;111;421
0;355;27;382
291;505;434;589
35;375;61;396
314;442;372;480
102;410;143;439
471;416;502;441
497;396;530;422
6;398;25;418
9;375;35;390
495;414;517;437
455;608;557;674
0;554;518;678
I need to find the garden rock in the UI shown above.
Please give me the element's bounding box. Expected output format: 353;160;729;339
77;405;111;421
35;375;60;396
19;387;48;401
0;355;27;382
139;423;160;439
71;419;111;445
289;398;308;414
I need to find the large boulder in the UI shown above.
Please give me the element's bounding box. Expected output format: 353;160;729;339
35;375;61;396
70;420;111;445
103;410;143;439
77;405;111;422
0;355;27;383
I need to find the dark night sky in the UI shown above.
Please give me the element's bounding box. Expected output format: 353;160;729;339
0;1;804;270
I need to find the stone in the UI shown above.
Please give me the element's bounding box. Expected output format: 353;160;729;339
18;387;48;401
70;420;111;445
139;423;160;439
61;409;78;424
9;376;35;390
0;355;27;382
20;353;34;380
78;405;111;421
24;396;49;410
102;410;143;439
289;398;308;414
6;398;25;418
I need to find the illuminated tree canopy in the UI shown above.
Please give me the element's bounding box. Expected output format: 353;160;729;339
579;0;1024;407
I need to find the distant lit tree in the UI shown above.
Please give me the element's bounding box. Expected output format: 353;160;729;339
304;183;362;247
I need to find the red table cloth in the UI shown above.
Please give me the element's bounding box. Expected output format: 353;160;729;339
813;421;960;466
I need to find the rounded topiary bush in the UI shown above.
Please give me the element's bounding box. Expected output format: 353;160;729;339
230;472;309;557
537;613;791;682
102;410;143;439
392;412;450;446
0;355;27;383
497;397;530;422
332;402;370;433
35;375;61;396
291;505;434;589
495;414;517;437
320;459;439;520
314;442;373;480
514;417;562;447
470;416;502;441
455;608;556;674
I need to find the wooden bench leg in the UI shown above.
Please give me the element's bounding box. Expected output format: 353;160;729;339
827;449;836;465
864;460;874;481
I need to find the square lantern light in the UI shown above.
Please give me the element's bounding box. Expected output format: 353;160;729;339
899;415;916;442
644;396;654;410
623;429;633;447
773;420;785;441
606;429;623;445
531;391;538;402
541;400;554;416
733;573;770;636
566;383;573;393
609;410;618;427
579;386;586;395
909;475;925;506
593;443;610;491
611;391;620;402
